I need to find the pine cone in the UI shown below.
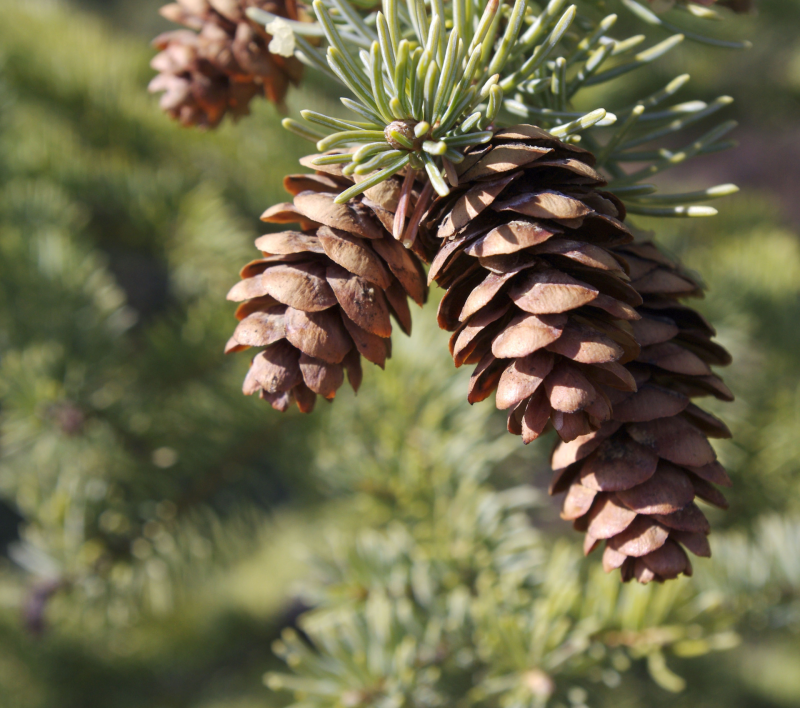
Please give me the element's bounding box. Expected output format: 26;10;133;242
149;0;304;128
418;124;733;583
226;159;428;412
422;125;642;444
550;241;733;583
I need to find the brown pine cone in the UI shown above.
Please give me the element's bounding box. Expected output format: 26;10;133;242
550;241;733;584
149;0;304;128
226;161;428;412
422;125;642;444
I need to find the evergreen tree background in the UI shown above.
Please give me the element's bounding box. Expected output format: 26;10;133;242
0;1;799;707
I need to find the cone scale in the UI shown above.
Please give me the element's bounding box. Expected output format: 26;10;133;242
150;0;304;128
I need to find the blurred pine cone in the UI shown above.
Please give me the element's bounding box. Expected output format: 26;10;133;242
149;0;304;128
550;241;733;583
226;158;427;412
423;125;641;444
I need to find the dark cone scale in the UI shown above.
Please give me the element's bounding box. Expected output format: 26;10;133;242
421;125;642;444
550;241;733;584
226;162;428;413
150;0;304;128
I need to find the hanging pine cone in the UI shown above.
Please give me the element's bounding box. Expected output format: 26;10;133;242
149;0;304;128
550;241;733;583
226;158;428;413
422;125;642;444
418;124;733;583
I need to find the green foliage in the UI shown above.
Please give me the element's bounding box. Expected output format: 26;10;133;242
0;0;318;618
263;316;800;708
258;0;749;215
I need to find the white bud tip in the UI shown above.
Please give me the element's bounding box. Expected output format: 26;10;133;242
267;18;296;57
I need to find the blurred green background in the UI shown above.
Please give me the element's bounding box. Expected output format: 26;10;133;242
0;0;798;707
